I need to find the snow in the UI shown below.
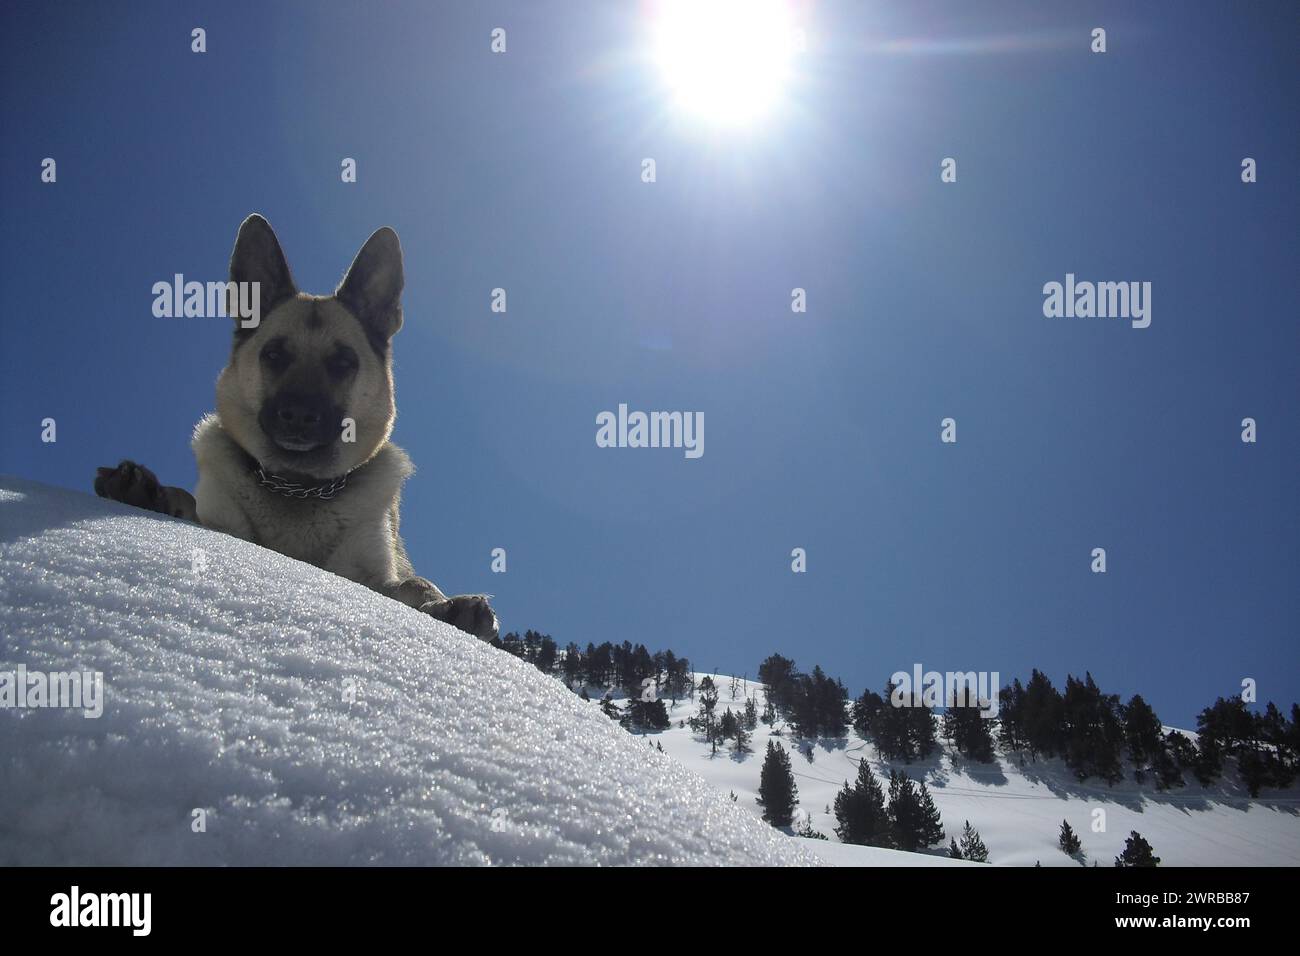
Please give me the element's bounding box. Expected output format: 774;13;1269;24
793;838;981;866
645;674;1300;866
0;478;819;866
6;476;1293;868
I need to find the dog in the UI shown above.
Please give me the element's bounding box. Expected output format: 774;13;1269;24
94;214;499;640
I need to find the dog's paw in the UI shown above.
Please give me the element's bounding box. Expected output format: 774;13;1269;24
420;594;499;641
94;460;168;513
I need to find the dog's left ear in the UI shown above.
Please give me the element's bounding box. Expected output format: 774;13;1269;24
230;214;298;316
336;227;404;342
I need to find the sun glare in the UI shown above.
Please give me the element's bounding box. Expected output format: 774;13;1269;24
652;0;796;125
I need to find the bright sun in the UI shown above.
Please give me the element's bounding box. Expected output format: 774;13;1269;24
653;0;796;125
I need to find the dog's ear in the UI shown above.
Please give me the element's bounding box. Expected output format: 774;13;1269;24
336;227;404;342
229;214;297;316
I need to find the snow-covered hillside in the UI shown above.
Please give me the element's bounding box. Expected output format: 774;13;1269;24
0;478;818;866
635;674;1300;866
5;477;1294;868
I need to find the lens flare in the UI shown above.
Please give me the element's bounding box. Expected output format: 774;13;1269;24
653;0;796;125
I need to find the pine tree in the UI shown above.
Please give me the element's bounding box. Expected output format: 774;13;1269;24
1197;696;1255;752
733;718;752;754
832;759;888;846
522;629;541;665
916;781;945;848
1121;694;1164;768
534;636;558;675
1021;669;1065;760
694;676;720;753
909;704;938;760
1237;746;1271;798
1259;702;1296;788
1061;672;1125;784
886;770;941;851
757;741;798;827
814;667;849;738
1058;820;1082;855
1288;704;1300;771
1192;736;1223;786
757;654;798;719
636;698;670;731
662;650;691;703
743;697;758;731
500;631;526;660
653;698;671;730
949;838;963;859
599;694;621;721
788;674;821;739
943;695;996;762
851;688;884;739
561;643;583;689
958;820;989;862
885;770;916;848
997;679;1027;754
1166;730;1198;770
1152;738;1184;790
718;707;739;742
1114;831;1160;867
873;682;914;762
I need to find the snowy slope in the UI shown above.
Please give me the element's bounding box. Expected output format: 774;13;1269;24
0;478;818;866
639;675;1300;866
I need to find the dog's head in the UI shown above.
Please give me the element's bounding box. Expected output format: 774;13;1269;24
216;215;403;480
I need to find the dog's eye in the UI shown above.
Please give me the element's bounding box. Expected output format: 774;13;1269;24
260;343;291;369
326;350;359;377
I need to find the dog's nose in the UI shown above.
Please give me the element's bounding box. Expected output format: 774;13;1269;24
276;401;322;427
265;393;334;436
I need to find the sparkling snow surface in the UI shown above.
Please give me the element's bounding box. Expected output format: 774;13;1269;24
0;478;819;866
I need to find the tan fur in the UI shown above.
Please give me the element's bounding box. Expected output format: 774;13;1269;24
192;412;415;590
95;216;498;640
214;296;396;482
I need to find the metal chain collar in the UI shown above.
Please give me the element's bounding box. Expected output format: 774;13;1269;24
252;466;350;501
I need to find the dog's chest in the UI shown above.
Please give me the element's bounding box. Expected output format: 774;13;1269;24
241;490;351;566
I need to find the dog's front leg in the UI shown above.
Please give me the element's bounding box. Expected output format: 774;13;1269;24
385;576;499;641
94;460;198;521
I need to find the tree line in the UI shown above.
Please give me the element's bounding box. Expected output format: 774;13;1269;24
760;653;1298;797
489;631;695;732
491;632;1299;814
489;631;694;701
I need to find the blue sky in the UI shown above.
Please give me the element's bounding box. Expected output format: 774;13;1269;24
1;1;1296;727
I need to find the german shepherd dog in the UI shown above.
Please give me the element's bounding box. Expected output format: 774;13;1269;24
95;215;499;640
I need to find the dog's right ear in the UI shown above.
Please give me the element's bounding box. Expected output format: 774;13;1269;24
336;227;404;344
229;214;297;318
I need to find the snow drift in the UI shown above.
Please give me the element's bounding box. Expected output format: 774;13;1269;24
0;477;817;866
